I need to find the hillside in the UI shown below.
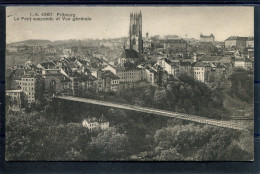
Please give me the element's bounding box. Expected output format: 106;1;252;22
8;39;52;47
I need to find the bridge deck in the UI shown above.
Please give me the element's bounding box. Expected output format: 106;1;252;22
56;96;248;131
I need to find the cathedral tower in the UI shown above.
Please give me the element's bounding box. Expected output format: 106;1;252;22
127;11;143;56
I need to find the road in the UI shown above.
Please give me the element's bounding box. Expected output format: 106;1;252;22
56;96;248;131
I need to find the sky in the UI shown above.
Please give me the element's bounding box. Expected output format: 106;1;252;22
6;6;254;43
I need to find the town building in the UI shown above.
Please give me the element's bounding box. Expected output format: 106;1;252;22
118;49;139;66
143;32;152;49
99;114;110;130
144;66;157;85
63;48;72;57
78;73;97;91
246;37;254;48
102;64;117;75
82;117;99;130
225;36;248;49
116;66;144;83
37;61;57;70
19;71;43;103
6;69;28;90
97;70;120;92
192;62;211;83
156;58;179;76
163;39;187;52
179;62;192;76
42;68;71;94
234;58;253;70
200;33;215;42
6;89;23;111
234;49;242;58
82;115;109;130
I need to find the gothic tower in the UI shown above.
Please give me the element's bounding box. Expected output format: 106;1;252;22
127;11;143;56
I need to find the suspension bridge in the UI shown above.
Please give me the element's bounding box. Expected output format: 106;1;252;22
56;95;249;131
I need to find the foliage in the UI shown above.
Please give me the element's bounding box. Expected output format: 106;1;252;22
6;112;91;160
229;68;253;103
149;124;253;161
88;127;128;160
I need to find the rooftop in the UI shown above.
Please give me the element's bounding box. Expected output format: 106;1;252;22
162;39;187;44
99;114;108;123
225;36;248;41
193;62;211;67
103;70;120;80
83;117;98;123
200;33;214;38
40;61;56;69
22;71;40;78
6;89;23;93
121;49;139;58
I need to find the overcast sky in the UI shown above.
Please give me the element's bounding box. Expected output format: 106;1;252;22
6;6;254;43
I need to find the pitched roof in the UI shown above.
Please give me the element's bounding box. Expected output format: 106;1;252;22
162;39;187;44
121;49;139;58
200;33;214;38
225;36;248;41
84;117;98;123
6;89;23;93
8;69;28;80
40;62;56;69
22;71;40;78
99;114;108;123
103;70;120;79
193;62;211;67
201;56;222;62
247;37;254;41
179;62;192;66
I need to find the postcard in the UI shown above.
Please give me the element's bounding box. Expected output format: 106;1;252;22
5;6;254;161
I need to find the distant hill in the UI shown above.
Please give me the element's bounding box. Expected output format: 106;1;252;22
8;39;52;47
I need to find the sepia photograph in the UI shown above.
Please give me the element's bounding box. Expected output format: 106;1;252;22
5;6;254;161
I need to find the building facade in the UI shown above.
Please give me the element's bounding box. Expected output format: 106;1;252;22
19;72;43;103
116;67;144;83
192;62;211;83
82;115;109;130
6;89;23;111
225;36;248;49
234;58;253;70
97;70;120;92
200;33;215;42
163;39;187;52
246;37;254;48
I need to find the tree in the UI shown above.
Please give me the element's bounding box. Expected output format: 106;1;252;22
153;148;184;161
88;127;128;160
153;89;167;109
196;128;242;161
229;69;253;103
